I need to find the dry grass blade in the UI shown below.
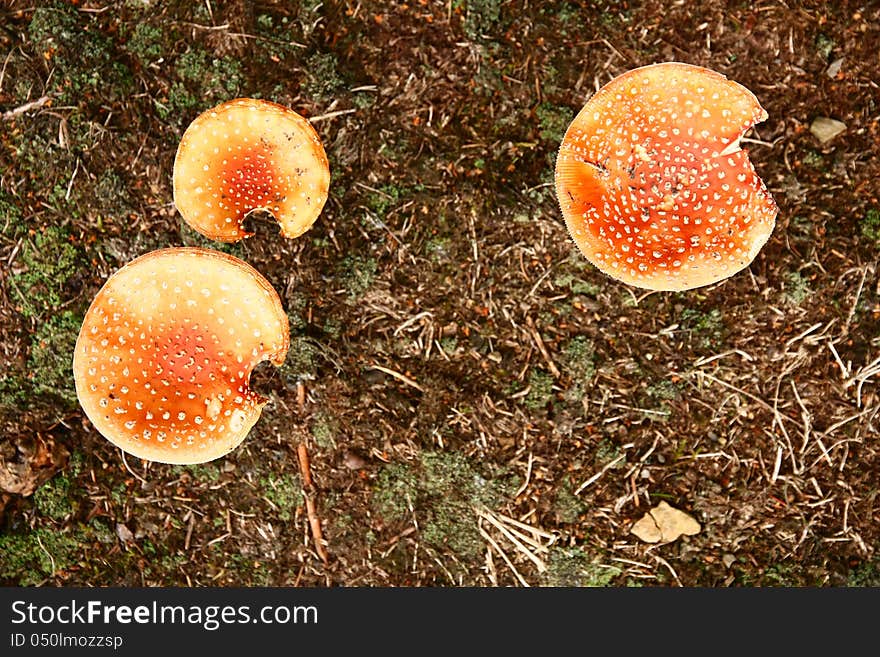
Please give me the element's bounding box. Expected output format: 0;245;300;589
476;507;557;579
368;364;425;392
575;454;627;495
477;523;529;587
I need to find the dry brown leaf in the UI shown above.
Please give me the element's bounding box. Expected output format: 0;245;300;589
630;501;701;544
0;433;69;496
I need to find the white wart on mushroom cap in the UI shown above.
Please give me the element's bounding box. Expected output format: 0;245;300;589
72;248;290;464
555;62;778;291
173;98;330;243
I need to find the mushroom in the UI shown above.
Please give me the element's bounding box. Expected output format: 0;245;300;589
555;62;778;291
72;247;290;464
173;97;330;243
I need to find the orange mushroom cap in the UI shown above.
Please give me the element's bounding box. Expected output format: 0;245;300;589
72;248;290;464
173;98;330;243
555;62;778;291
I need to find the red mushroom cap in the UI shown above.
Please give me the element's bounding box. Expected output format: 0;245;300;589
555;62;778;291
72;247;290;464
173;98;330;243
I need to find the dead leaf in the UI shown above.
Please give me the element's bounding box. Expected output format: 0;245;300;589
630;501;701;544
0;433;69;496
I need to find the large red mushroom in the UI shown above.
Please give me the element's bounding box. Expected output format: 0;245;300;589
173;98;330;243
555;62;778;291
72;247;290;464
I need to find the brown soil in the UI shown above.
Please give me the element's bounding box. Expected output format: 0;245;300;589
0;0;878;587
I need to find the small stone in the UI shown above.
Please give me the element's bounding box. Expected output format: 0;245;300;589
116;523;134;543
810;117;846;144
343;451;366;470
826;58;844;78
722;553;737;569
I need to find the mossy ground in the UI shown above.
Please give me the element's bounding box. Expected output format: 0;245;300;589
1;1;879;587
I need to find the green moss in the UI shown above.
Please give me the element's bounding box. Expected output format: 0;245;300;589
12;123;79;196
679;307;724;349
562;336;595;402
421;452;508;508
260;473;303;522
645;378;681;402
424;237;452;263
34;474;73;520
0;376;29;410
68;449;86;477
93;170;136;220
310;413;337;450
847;554;880;587
337;255;378;299
303;52;345;101
782;271;811;305
554;273;600;297
552;479;586;524
28;2;132;105
535;103;574;144
172;463;221;484
524;369;554;411
0;528;83;585
109;482;129;507
372;452;514;563
250;13;305;66
286;292;309;331
89;518;116;545
421;498;484;559
439;336;459;354
9;226;81;320
802;150;825;170
124;23;164;65
156;47;244;123
762;562;806;586
27;310;82;407
365;185;406;218
593;439;624;469
0;191;24;239
372;462;419;522
541;547;621;587
279;336;319;383
149;553;188;580
322;318;343;340
460;0;503;39
815;33;834;60
860;208;880;244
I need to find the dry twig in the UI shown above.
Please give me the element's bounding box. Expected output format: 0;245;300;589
297;443;329;565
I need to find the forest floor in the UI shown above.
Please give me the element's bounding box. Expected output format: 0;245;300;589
0;0;878;587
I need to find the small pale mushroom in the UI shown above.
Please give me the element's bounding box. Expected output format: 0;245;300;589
555;62;778;291
72;247;290;464
173;98;330;243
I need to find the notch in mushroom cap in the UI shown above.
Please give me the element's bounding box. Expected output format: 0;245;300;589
72;247;290;465
555;62;778;292
173;98;330;243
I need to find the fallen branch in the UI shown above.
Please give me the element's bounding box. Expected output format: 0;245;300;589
297;443;329;565
2;96;50;121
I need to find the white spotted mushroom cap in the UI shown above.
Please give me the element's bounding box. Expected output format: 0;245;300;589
555;62;778;291
72;248;290;464
173;98;330;243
